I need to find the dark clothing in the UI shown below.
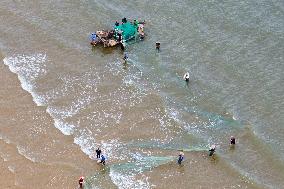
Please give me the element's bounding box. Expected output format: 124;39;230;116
107;31;114;39
209;148;215;156
123;53;128;61
118;33;122;42
231;138;236;145
120;43;125;51
156;42;160;51
115;22;119;26
122;17;127;23
79;178;84;188
177;155;184;164
96;149;101;158
100;155;106;165
133;20;138;27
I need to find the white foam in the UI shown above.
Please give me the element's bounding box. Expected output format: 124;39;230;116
3;54;156;188
73;127;101;160
0;134;11;144
7;166;15;173
3;54;47;106
54;119;75;135
2;54;78;143
16;146;37;162
109;171;151;189
100;139;126;161
45;90;97;119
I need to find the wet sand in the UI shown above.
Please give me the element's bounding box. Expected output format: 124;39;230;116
0;53;265;189
1;0;283;188
146;152;261;189
0;54;97;188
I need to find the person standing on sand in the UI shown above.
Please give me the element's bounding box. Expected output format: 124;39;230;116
99;154;106;165
95;148;101;159
78;176;84;188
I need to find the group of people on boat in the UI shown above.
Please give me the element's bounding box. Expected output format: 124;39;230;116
81;18;239;188
90;29;117;48
90;17;145;50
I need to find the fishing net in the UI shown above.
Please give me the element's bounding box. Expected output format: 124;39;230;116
114;22;138;41
83;156;174;189
110;156;175;175
127;141;208;152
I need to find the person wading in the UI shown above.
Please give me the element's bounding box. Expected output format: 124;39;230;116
95;148;101;159
177;151;184;165
230;136;236;145
183;72;190;82
156;42;160;52
209;145;216;156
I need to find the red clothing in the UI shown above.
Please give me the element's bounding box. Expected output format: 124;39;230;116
79;177;84;187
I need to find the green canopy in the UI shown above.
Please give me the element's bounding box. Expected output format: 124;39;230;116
114;22;138;41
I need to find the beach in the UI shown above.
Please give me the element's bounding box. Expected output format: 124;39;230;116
0;0;284;188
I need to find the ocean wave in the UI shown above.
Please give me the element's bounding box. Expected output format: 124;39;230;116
109;155;174;189
3;54;47;106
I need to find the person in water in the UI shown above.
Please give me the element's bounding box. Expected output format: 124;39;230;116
156;42;160;52
209;145;216;156
90;33;98;45
183;72;190;82
117;32;122;42
91;33;97;41
100;155;106;165
95;148;101;159
177;151;184;165
107;30;114;39
122;17;127;23
123;53;128;63
133;19;139;27
230;136;236;145
78;176;84;188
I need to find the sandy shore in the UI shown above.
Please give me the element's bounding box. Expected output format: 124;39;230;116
146;151;261;189
0;53;261;189
0;53;97;188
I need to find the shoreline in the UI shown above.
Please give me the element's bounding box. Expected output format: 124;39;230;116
0;53;261;189
0;54;96;189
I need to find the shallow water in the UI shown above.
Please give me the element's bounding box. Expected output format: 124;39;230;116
0;0;284;188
